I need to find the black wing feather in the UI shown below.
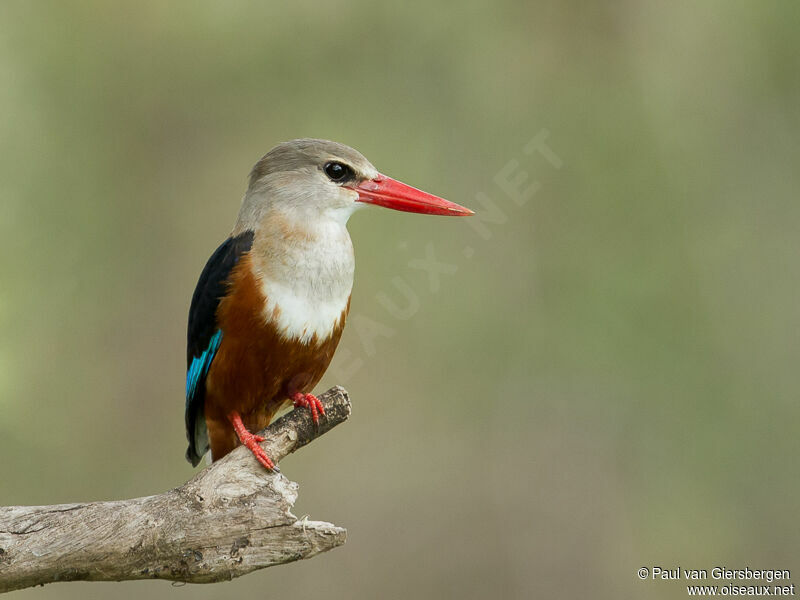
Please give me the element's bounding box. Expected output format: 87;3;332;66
184;230;254;466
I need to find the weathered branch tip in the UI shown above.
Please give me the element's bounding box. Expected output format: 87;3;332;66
0;386;351;594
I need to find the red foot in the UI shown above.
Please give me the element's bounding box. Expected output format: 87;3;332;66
227;411;277;471
292;392;325;426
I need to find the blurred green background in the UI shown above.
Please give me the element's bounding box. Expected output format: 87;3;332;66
1;1;798;598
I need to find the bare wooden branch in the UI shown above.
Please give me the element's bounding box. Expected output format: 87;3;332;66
0;386;351;593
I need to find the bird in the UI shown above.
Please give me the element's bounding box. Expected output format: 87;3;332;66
185;138;473;470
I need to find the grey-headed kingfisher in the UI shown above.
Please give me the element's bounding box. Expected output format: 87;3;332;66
185;139;473;469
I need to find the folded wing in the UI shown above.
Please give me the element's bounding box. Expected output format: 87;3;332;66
185;231;254;466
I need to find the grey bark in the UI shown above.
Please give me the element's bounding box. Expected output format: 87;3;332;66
0;386;351;593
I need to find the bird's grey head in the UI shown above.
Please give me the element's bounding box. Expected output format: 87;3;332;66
235;138;379;232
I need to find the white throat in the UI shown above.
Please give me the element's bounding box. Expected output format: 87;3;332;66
250;211;355;344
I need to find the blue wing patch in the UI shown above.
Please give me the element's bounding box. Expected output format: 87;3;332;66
185;329;222;401
185;231;254;467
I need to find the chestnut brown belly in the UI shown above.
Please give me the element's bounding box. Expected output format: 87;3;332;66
203;254;348;461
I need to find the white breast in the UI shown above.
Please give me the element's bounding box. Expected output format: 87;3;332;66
253;218;354;344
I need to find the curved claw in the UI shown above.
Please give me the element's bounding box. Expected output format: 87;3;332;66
227;411;277;471
292;392;325;426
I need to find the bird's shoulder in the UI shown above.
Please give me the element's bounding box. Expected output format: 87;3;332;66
187;230;255;365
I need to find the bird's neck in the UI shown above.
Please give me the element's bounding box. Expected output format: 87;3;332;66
248;210;354;344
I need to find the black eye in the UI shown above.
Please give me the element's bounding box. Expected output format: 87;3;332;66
324;161;352;182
